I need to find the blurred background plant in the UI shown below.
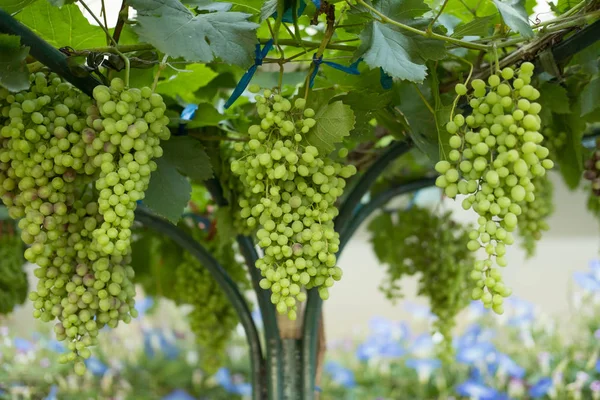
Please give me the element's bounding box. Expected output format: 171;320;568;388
5;259;600;399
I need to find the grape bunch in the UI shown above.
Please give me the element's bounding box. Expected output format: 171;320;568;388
434;62;554;313
0;72;170;373
368;206;475;361
230;86;356;319
584;138;600;196
518;175;553;257
0;224;28;315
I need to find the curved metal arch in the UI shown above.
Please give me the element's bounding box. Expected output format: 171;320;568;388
135;206;265;400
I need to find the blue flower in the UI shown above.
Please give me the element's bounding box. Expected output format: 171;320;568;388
495;352;526;379
467;301;488;319
596;359;600;373
47;340;65;354
135;297;154;318
506;297;535;327
405;358;440;382
529;377;553;398
325;362;356;388
13;338;34;352
43;385;58;400
573;261;600;292
85;357;108;376
143;330;179;359
404;302;433;320
456;341;496;365
161;389;196;400
409;334;434;356
367;317;409;340
356;336;405;361
456;380;499;400
214;368;252;395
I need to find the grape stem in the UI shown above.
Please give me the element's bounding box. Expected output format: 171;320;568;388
79;0;130;87
428;0;451;33
354;0;490;51
449;55;474;121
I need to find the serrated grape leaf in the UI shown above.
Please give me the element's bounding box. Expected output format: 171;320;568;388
162;136;214;182
0;0;38;13
128;0;259;67
183;0;233;12
261;0;278;21
187;103;224;128
452;16;494;38
337;90;391;140
145;157;192;224
492;0;533;38
16;0;106;48
0;35;30;92
156;64;218;103
356;0;445;83
306;101;355;156
580;77;600;117
538;82;571;115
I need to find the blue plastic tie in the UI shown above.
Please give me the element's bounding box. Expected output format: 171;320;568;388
176;103;199;136
309;54;361;88
224;40;274;109
272;0;307;23
380;68;393;90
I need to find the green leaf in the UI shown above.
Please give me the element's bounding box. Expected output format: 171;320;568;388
0;34;30;92
0;0;38;13
156;64;218;103
539;82;571;115
162;136;214;182
580;77;600;117
129;0;259;66
356;0;445;83
187;103;224;128
215;206;236;249
451;16;494;38
144;157;192;224
306;101;355;156
47;0;77;6
492;0;534;38
16;0;106;48
358;23;428;83
261;0;277;21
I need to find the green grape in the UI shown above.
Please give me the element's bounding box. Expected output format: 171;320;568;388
0;72;170;373
433;64;553;314
230;90;356;319
368;207;476;362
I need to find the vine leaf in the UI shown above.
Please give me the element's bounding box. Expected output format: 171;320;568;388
187;103;224;128
338;90;393;140
0;35;30;92
451;15;494;38
128;0;259;67
0;0;38;13
183;0;233;12
16;0;106;48
492;0;534;38
580;77;600;117
553;105;586;189
47;0;77;6
215;206;235;249
356;0;445;83
539;82;571;115
260;0;278;21
306;101;355;156
162;136;215;183
144;157;192;224
156;64;218;103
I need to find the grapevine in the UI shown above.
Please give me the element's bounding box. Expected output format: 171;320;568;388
0;71;170;373
435;63;554;314
0;221;28;315
231;86;356;319
368;206;475;360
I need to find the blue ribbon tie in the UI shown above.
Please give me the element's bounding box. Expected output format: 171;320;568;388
224;40;274;109
309;54;361;88
177;103;199;136
380;68;393;90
